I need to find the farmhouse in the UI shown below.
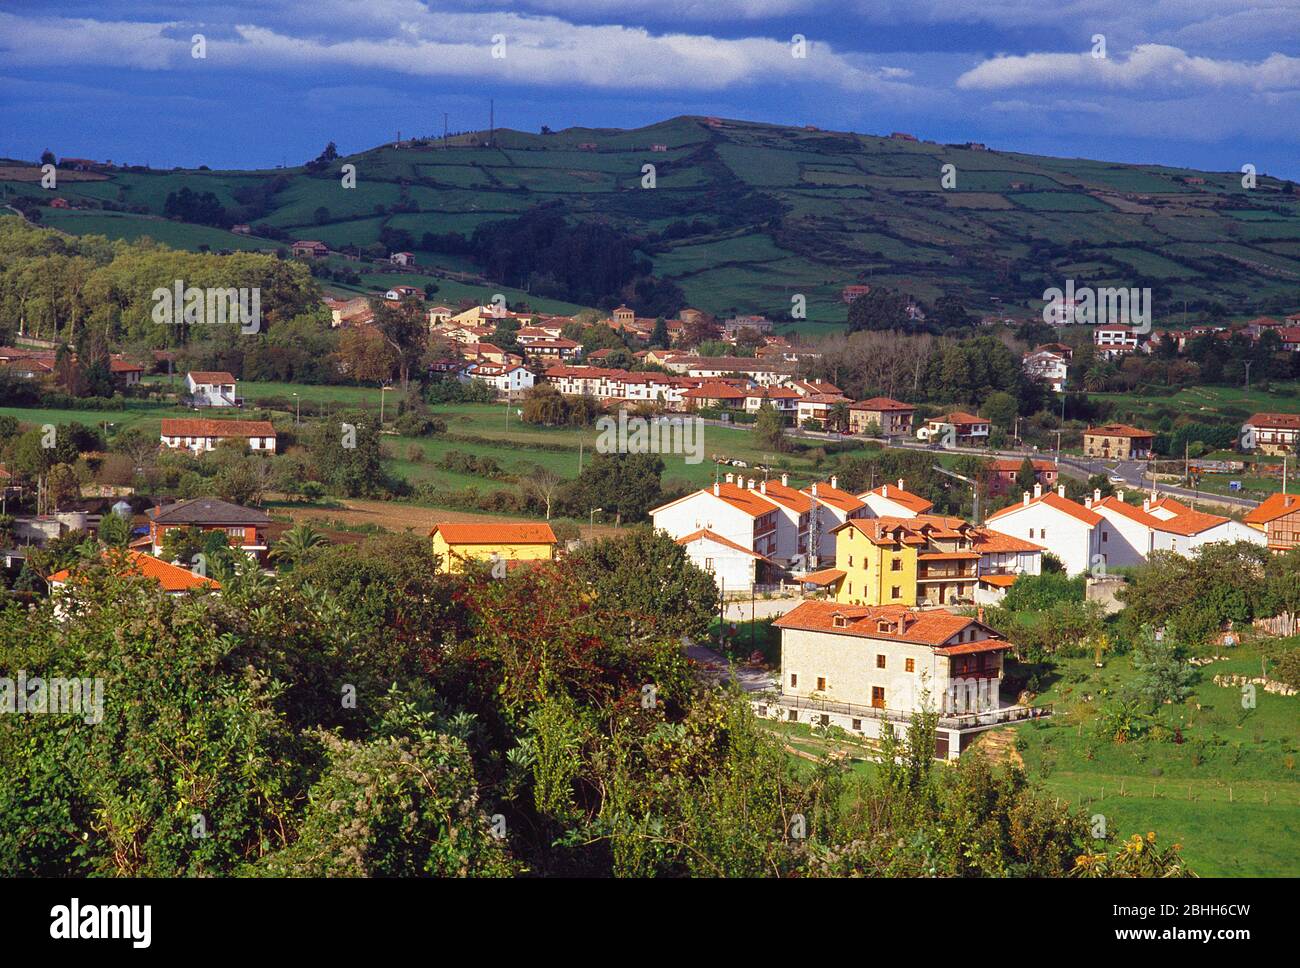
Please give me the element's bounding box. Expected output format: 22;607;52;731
290;240;329;258
1242;413;1300;456
185;371;238;408
1093;324;1142;358
848;397;914;437
1083;424;1154;460
767;601;1042;759
1022;349;1069;392
1243;492;1300;552
159;418;277;454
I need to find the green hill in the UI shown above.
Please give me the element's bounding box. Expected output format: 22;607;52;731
6;115;1300;333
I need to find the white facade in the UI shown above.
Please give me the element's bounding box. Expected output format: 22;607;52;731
185;373;237;407
676;531;763;594
465;364;534;396
984;486;1102;576
651;482;782;561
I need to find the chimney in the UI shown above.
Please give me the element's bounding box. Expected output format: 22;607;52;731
1093;488;1101;503
760;481;767;494
1143;497;1150;512
1033;483;1042;499
897;616;907;634
811;483;819;495
830;475;838;490
713;482;720;497
1117;489;1125;502
1085;496;1092;508
725;472;734;484
977;606;985;623
1023;491;1030;506
781;472;789;487
747;478;755;490
1057;484;1066;498
881;484;889;497
897;478;905;491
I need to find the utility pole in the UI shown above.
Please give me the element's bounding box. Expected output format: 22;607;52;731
1244;359;1253;393
933;465;981;525
443;113;448;149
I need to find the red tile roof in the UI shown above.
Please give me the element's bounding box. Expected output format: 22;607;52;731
1084;423;1154;439
675;529;769;560
986;491;1102;526
429;522;557;544
160;419;276;438
49;551;220;593
187;371;236;384
803;480;864;513
1245;412;1300;431
860;482;933;513
774;600;999;648
851;396;913;412
971;528;1045;553
1243;492;1300;525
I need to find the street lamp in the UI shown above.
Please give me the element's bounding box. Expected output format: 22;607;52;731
589;507;602;540
379;385;393;424
292;392;300;426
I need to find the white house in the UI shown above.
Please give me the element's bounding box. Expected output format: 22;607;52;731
801;478;868;564
1094;325;1141;358
185;371;238;408
1089;491;1267;564
984;484;1103;576
675;529;770;595
1022;350;1069;392
462;362;534;398
651;480;782;562
859;479;935;519
159;419;277;455
971;529;1044;604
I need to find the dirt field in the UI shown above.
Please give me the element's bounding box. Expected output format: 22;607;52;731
0;165;108;182
278;498;623;538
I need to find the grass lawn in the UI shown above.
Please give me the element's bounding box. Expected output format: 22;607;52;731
1010;643;1300;877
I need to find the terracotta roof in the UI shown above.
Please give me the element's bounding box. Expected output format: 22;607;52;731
931;411;987;426
971;528;1045;553
989;458;1055;473
850;397;913;412
675;529;769;560
774;600;998;648
1084;423;1153;439
803;480;864;513
187;370;236;384
860;482;933;514
917;551;981;561
49;551;220;593
682;383;748;400
1093;495;1228;536
429;522;557;544
831;518;929;546
1244;492;1300;525
934;639;1013;656
1245;412;1300;430
986;491;1102;526
160;419;276;438
757;480;813;513
978;574;1019;588
800;568;846;586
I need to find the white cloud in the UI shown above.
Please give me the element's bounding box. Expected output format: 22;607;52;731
957;44;1300;93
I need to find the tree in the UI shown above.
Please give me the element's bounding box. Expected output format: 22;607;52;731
97;510;131;549
269;522;327;571
567;527;719;640
521;383;568;427
524;469;564;520
754;402;788;452
982;390;1018;431
45;463;80;510
561;452;663;524
650;316;669;348
1015;456;1039;495
304;413;389;498
826;402;850;434
1131;627;1196;706
370;297;427;390
847;288;914;334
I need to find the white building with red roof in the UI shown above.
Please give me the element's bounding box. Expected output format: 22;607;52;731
859;479;935;518
651;478;784;564
674;529;771;594
184;370;238;407
984;484;1103;576
801;477;868;563
1088;490;1264;566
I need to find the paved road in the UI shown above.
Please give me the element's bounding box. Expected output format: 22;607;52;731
683;638;776;695
722;596;801;622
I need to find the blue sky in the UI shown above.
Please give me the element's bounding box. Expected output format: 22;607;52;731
2;1;1299;178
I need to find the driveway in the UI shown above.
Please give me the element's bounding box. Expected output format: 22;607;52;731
683;638;777;695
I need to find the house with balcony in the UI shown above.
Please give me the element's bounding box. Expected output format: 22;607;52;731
1244;492;1300;552
1093;324;1142;358
1241;413;1300;456
848;397;915;437
766;601;1047;759
185;371;239;407
921;412;990;446
802;477;868;563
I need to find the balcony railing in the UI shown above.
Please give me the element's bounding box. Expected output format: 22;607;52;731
761;692;1052;731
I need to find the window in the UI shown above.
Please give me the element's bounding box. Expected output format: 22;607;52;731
905;658;915;673
1102;531;1108;543
891;585;901;599
891;558;902;571
851;718;862;731
1041;529;1047;540
1029;528;1035;539
848;555;853;567
818;714;830;727
816;676;827;691
871;687;886;708
704;557;714;572
876;654;886;669
787;709;797;722
789;673;798;687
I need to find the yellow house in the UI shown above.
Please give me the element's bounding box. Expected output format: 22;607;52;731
801;515;981;608
430;522;558;574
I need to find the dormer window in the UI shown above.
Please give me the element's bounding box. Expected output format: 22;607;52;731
833;614;849;628
877;619;893;633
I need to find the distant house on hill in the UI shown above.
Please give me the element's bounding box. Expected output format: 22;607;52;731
185;371;238;407
291;240;329;258
160;418;276;454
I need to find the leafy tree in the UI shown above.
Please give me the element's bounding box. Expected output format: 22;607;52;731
97;509;131;549
847;288;914;334
560;452;663;524
754;401;788;452
1014;456;1039;494
521;382;568;426
269;522;327;571
303;412;389;498
567;527;718;640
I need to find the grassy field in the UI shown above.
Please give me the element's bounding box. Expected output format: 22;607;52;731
11;113;1300;326
1011;642;1299;877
